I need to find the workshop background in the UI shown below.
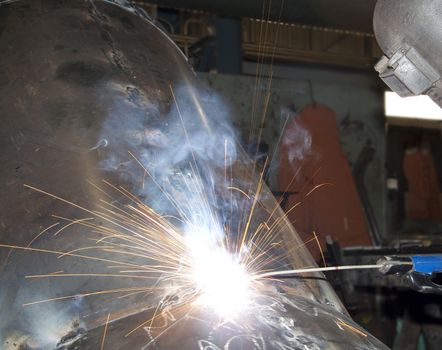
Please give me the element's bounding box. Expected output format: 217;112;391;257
136;0;441;348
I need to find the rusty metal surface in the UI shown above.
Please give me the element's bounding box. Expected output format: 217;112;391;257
278;104;372;261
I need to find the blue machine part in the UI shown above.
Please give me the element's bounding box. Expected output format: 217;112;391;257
411;255;442;275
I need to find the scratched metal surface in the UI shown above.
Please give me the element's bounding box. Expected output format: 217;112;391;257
67;294;388;350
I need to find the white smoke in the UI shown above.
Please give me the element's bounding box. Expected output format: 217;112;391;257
2;296;85;349
97;83;238;216
280;107;314;170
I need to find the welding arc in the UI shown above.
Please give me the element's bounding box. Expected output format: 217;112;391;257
255;264;384;279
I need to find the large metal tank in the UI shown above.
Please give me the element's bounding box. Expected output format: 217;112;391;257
374;0;442;107
0;1;388;349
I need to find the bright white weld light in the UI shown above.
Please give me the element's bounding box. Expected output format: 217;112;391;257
190;243;251;318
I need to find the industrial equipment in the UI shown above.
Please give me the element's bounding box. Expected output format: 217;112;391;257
374;0;442;107
377;255;442;294
0;0;388;349
372;0;442;295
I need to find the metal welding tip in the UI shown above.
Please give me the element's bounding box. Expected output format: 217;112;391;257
377;256;413;275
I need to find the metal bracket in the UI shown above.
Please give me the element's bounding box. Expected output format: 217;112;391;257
375;46;440;97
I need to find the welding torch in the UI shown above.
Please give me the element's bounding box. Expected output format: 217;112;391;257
376;255;442;294
258;255;442;294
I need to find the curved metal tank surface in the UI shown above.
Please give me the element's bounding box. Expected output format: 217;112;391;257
0;0;389;349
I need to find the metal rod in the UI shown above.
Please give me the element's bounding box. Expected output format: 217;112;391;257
255;264;383;279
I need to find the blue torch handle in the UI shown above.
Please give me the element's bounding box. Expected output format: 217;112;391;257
411;255;442;275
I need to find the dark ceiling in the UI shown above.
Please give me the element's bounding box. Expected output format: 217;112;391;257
145;0;377;33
